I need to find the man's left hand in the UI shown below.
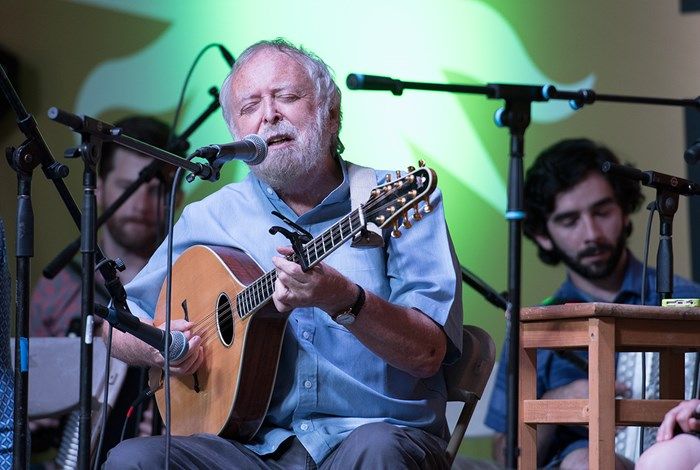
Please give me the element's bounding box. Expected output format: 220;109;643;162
272;246;357;316
656;399;700;442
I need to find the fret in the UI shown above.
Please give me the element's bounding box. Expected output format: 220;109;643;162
244;290;251;315
237;292;246;318
321;230;330;252
305;248;312;269
242;291;249;317
330;224;338;248
252;282;260;308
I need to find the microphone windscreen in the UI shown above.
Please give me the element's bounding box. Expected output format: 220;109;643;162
168;331;189;363
244;134;267;165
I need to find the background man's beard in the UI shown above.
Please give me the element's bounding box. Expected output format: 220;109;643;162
106;218;159;257
250;119;327;194
551;232;627;280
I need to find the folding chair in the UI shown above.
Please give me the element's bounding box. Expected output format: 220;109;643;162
444;325;496;466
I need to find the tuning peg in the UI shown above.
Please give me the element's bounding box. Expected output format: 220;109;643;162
391;220;402;238
422;196;432;213
402;216;412;229
384;173;392;183
371;189;381;198
396;170;402;179
375;215;386;225
412;204;423;221
418;159;426;168
407;165;416;172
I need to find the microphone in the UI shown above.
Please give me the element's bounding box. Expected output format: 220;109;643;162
346;74;403;94
193;134;267;166
602;161;700;196
685;139;700;165
94;304;188;363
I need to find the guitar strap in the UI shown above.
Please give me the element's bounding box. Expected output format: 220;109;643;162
347;162;385;248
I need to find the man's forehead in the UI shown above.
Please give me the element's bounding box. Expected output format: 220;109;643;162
231;49;311;99
550;172;617;214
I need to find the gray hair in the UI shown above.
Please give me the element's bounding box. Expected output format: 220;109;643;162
219;38;344;157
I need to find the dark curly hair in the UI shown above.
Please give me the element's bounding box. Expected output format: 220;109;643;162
524;138;644;265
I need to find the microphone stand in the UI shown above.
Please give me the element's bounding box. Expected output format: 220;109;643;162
46;107;216;468
43;86;222;280
0;63;56;470
0;67;122;470
346;73;700;468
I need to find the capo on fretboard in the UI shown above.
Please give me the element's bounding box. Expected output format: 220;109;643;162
268;210;313;271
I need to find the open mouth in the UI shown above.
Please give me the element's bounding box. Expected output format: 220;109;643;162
266;134;294;147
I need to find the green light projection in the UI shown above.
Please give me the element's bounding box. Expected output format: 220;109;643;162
71;0;596;340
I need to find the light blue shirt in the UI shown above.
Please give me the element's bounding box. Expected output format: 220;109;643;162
125;159;463;464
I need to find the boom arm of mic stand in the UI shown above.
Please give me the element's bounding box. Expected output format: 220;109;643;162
109;129;215;181
45;87;224;278
461;265;508;311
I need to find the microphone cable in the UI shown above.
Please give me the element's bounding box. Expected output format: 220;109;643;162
638;201;656;457
91;324;113;470
162;161;193;468
118;386;159;445
159;42;235;468
167;43;235;153
164;43;235;236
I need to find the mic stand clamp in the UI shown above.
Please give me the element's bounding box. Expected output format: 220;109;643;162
268;210;313;271
653;189;679;300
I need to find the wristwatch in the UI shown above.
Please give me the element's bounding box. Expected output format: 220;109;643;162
333;284;366;326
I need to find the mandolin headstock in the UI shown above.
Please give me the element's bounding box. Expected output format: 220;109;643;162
363;160;437;238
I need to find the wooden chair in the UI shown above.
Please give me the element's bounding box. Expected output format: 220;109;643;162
444;325;496;466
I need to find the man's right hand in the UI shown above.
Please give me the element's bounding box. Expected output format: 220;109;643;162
151;319;204;376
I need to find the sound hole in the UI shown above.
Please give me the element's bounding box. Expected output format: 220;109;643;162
216;293;234;347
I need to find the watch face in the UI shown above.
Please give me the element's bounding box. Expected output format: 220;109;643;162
334;312;356;325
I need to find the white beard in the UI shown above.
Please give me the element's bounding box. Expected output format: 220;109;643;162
250;116;327;195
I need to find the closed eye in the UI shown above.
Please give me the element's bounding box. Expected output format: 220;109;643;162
240;101;260;115
277;94;299;103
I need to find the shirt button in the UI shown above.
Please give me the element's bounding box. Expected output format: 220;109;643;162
300;423;309;431
266;187;273;195
304;380;312;389
302;331;311;340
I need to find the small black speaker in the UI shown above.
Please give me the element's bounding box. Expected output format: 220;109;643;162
0;46;19;120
